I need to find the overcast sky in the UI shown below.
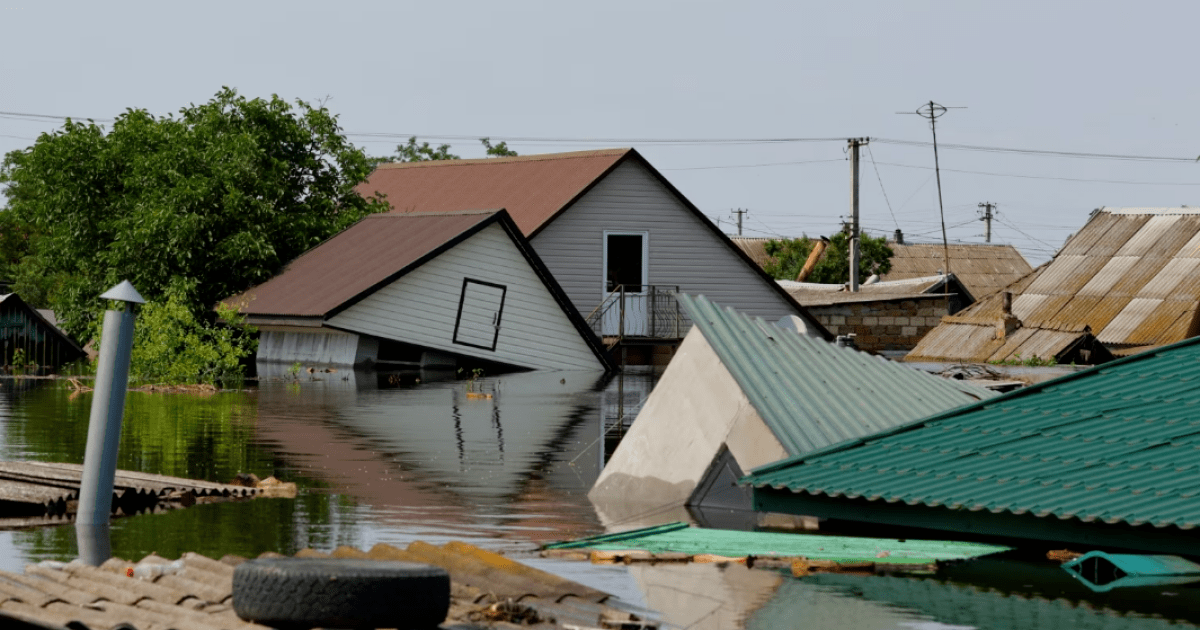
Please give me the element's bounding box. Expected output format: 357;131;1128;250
3;1;1198;264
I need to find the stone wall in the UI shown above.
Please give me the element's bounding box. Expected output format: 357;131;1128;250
806;296;949;352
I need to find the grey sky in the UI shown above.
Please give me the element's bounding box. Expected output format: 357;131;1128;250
3;1;1197;264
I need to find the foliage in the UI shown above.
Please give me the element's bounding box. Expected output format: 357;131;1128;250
0;211;37;282
990;354;1058;367
0;87;386;341
763;231;894;284
126;279;257;384
369;137;518;168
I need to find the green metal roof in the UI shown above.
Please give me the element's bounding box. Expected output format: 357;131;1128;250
544;522;1008;563
745;334;1200;531
678;294;995;456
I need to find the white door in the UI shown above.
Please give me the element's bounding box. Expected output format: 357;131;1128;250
453;279;507;351
601;232;648;336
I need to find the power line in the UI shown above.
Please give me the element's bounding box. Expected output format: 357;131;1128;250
865;145;899;231
872;159;1200;186
872;137;1196;163
662;158;844;171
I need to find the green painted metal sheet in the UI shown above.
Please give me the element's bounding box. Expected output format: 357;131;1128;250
745;334;1200;532
1063;551;1200;592
678;294;995;456
545;522;1008;563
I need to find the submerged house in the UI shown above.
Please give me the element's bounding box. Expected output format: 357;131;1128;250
359;150;830;356
780;274;975;353
0;294;84;370
227;210;612;372
747;334;1200;554
589;295;993;522
911;207;1200;363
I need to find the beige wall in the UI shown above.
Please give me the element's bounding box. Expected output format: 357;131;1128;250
807;297;949;352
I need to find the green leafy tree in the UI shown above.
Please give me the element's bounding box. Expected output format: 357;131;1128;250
481;137;518;157
764;231;893;284
0;87;386;341
369;137;517;168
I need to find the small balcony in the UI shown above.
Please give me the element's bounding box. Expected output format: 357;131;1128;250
584;285;684;349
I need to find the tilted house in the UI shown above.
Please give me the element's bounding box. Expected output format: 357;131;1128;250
589;295;993;523
746;334;1200;554
228;210;612;372
0;294;84;370
911;207;1200;363
359;149;829;343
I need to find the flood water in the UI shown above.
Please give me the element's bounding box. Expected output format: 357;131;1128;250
0;370;1198;629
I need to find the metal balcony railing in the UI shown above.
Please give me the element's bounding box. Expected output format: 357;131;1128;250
583;285;683;347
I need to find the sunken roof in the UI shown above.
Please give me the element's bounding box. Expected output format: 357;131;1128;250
911;208;1200;359
779;274;970;307
679;294;994;456
229;210;504;318
747;333;1200;536
883;242;1032;298
358;149;630;236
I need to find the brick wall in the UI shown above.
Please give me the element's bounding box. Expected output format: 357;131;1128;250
805;297;950;352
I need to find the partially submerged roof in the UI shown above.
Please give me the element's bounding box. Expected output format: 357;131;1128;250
883;242;1032;298
779;274;971;307
911;208;1200;360
358;149;630;236
679;294;995;456
747;333;1200;540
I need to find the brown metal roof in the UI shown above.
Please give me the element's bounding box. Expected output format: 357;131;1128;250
907;208;1200;362
229;211;500;317
882;243;1032;298
357;149;630;236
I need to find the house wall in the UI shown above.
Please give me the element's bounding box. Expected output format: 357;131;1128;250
531;160;805;325
589;327;787;525
327;222;604;371
257;329;375;366
807;297;949;352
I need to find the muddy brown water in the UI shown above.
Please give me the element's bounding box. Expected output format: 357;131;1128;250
0;371;1197;629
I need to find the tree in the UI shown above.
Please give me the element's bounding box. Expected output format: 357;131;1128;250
763;231;893;284
481;137;518;157
0;87;387;342
369;137;517;168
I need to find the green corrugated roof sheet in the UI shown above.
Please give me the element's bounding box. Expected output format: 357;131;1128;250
678;294;996;456
745;334;1200;530
544;522;1008;563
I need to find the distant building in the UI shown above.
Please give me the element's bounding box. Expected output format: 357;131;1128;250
0;294;84;371
359;149;830;354
882;238;1032;299
227;210;612;372
911;207;1200;362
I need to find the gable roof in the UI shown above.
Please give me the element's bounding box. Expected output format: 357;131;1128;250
883;242;1032;299
360;148;834;340
679;294;994;456
746;333;1200;532
358;149;630;236
911;208;1200;359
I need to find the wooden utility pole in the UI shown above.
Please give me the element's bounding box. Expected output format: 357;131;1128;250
978;202;996;243
848;138;867;292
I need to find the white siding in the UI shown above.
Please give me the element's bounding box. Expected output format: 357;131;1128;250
327;223;603;371
257;329;364;365
531;160;805;323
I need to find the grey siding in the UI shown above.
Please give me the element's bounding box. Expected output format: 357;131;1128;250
327;223;603;371
257;329;373;366
531;160;804;324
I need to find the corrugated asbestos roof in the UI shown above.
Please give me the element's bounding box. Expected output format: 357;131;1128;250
228;211;501;317
0;542;651;630
883;242;1032;299
730;237;774;268
779;274;964;306
747;334;1200;530
908;208;1200;361
678;294;995;456
358;149;630;236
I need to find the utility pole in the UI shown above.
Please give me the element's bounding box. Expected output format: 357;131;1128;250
731;208;748;236
978;202;996;243
848;138;867;292
902;101;964;281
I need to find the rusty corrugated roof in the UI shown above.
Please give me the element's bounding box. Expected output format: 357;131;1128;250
908;208;1200;362
882;242;1032;298
229;211;501;317
358;149;630;236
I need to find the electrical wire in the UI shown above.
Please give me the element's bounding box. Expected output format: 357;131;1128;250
663;158;844;171
872;137;1196;163
865;145;899;231
872;160;1200;186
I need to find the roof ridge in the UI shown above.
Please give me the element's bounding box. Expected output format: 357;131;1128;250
367;209;502;219
372;148;632;170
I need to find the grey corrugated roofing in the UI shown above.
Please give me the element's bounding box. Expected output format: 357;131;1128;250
908;208;1200;362
883;242;1032;298
678;294;995;456
779;274;969;306
747;333;1200;533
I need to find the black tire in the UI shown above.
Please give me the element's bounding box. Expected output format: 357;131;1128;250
232;558;450;630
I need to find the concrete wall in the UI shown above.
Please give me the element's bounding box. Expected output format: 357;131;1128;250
589;326;787;523
807;296;949;352
531;160;806;325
